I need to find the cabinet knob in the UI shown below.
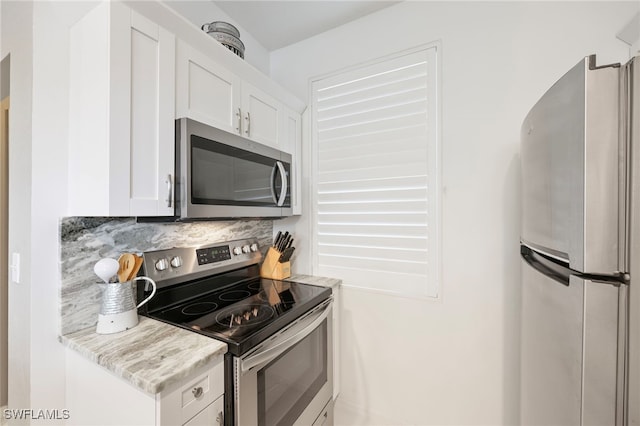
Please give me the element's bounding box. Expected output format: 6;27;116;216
216;411;224;426
192;386;203;398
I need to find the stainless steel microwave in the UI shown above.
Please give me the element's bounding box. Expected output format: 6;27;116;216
175;118;292;220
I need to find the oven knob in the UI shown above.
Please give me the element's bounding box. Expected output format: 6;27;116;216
242;245;250;253
155;258;169;271
250;243;258;252
170;256;183;268
233;247;242;256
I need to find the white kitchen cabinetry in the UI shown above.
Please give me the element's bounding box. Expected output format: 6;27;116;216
68;2;175;216
283;107;303;215
157;360;225;426
175;41;284;150
241;81;282;148
175;40;242;135
65;349;224;426
184;396;224;426
331;284;341;401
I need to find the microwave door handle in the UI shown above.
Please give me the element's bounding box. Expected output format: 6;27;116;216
270;163;279;205
240;299;332;373
276;161;288;207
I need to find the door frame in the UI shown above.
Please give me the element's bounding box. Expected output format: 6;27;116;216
0;95;9;407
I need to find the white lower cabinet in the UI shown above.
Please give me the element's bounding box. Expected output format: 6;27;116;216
65;349;224;426
184;396;224;426
312;399;334;426
331;284;341;401
158;359;224;425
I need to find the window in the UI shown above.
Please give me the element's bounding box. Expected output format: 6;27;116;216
311;45;440;299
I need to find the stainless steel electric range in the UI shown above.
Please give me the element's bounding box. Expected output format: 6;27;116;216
138;238;334;426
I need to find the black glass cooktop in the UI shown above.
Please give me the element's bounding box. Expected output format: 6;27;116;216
142;266;331;356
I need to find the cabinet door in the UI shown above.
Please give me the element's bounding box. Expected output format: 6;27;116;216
176;41;242;135
129;11;176;216
184;395;224;426
283;107;302;215
241;81;282;149
68;3;175;216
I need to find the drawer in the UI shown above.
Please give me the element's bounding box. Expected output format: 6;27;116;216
158;358;225;426
184;395;224;426
179;361;224;423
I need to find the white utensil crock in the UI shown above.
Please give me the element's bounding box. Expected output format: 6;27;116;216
96;276;156;334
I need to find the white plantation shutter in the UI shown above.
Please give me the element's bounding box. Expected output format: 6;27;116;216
312;46;440;298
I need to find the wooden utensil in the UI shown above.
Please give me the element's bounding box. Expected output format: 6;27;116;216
117;253;136;283
128;254;144;281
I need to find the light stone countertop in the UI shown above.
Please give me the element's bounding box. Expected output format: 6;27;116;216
287;274;342;289
59;316;227;395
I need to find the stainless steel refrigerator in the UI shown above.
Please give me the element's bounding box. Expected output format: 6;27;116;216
520;54;639;426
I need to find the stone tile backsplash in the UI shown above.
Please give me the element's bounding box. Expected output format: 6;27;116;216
59;217;273;335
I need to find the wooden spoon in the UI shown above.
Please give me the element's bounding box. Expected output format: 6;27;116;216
117;253;136;283
127;254;144;281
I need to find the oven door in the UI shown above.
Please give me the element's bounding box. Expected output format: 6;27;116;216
234;299;333;426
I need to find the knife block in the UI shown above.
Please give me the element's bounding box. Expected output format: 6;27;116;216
260;247;291;280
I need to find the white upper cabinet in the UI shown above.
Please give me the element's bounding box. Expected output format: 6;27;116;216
68;2;176;216
129;12;176;216
241;81;282;149
283;107;303;215
175;40;242;135
68;0;305;217
175;42;286;151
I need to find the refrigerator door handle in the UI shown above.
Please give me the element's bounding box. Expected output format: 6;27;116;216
521;245;570;286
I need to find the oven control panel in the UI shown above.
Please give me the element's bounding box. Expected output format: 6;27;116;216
197;245;232;265
142;238;262;289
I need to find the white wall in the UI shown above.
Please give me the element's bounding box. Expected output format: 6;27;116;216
163;0;271;74
1;0;98;420
30;1;98;418
1;0;33;416
270;2;637;424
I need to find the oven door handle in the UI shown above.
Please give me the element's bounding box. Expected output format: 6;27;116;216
240;299;332;374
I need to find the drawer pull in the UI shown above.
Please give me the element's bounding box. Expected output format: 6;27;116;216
216;411;224;425
245;111;251;137
192;386;204;399
236;108;242;134
166;174;173;208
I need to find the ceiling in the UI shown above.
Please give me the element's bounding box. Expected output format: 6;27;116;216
212;1;401;51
